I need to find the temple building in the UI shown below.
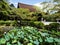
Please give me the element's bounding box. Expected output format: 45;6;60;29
17;3;36;12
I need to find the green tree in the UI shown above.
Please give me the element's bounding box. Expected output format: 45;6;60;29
53;0;60;3
10;4;15;7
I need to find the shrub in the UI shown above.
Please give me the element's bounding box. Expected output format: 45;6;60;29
11;20;17;26
45;23;60;31
44;25;51;30
0;20;5;25
33;21;44;29
0;20;17;26
0;26;14;37
20;21;44;29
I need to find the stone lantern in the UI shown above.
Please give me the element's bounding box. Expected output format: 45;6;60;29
56;18;60;23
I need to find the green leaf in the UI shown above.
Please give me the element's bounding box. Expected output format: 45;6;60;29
0;38;6;44
27;43;33;45
34;39;39;45
45;37;54;43
30;40;34;43
28;36;32;39
39;38;43;42
24;38;29;42
54;38;60;42
8;33;14;39
17;41;23;45
40;32;49;37
14;36;18;40
12;39;17;44
6;42;11;45
4;34;10;41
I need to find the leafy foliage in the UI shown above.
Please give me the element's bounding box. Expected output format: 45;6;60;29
0;26;60;45
45;23;60;31
20;21;44;29
0;20;17;26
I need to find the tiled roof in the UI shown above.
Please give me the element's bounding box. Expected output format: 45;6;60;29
17;3;36;12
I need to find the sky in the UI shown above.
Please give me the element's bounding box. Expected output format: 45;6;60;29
10;0;48;7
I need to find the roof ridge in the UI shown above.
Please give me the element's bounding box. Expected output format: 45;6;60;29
18;2;33;6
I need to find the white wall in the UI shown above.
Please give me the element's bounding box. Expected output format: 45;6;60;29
41;21;60;25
